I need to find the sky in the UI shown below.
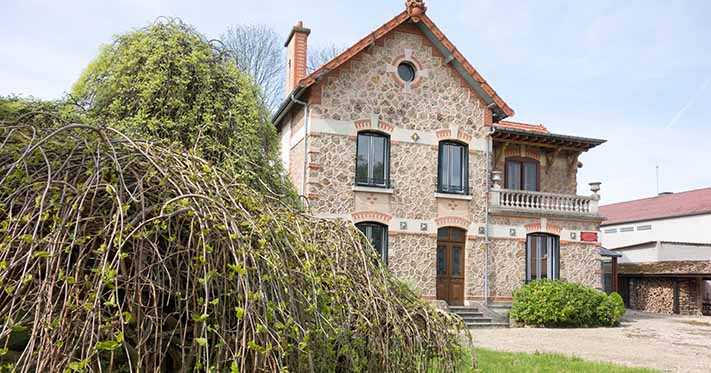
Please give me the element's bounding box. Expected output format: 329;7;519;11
2;0;710;204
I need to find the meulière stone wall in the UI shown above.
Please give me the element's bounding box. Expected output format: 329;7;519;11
390;142;437;219
307;134;355;214
560;242;601;288
311;23;487;133
388;233;436;298
486;238;526;300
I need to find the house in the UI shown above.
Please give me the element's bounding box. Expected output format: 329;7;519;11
600;188;711;315
273;0;606;310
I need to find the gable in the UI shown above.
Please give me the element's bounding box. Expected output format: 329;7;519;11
273;9;513;126
308;21;490;133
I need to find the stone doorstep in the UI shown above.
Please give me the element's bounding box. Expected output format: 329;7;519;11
465;322;510;329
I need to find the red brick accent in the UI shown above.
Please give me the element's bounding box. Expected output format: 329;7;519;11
285;21;310;94
307;163;321;171
354;119;371;130
354;118;394;134
504;145;541;162
308;83;322;105
351;211;393;225
378;121;394;133
524;222;561;236
435;216;470;230
436;127;473;145
435;128;452;140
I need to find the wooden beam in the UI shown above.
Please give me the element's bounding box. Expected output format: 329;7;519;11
612;257;619;293
698;276;704;316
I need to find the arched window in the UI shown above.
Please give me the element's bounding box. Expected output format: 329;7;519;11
356;222;388;263
355;132;390;187
438;141;468;194
526;233;560;281
505;157;539;191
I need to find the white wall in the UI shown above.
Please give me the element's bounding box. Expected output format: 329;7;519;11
600;213;711;249
616;241;711;263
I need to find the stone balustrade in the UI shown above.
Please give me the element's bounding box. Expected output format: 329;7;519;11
490;189;599;216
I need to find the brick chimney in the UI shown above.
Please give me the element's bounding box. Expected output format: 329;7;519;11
284;21;311;95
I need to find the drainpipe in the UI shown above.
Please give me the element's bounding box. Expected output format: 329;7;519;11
289;92;309;196
484;126;494;305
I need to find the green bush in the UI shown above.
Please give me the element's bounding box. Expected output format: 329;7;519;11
510;280;625;328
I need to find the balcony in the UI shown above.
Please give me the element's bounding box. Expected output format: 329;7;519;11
489;179;601;218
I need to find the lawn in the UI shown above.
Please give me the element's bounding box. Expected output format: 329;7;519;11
455;348;659;373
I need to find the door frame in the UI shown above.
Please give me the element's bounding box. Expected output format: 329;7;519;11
436;227;466;306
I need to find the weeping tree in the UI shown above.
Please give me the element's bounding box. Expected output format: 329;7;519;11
70;19;290;199
0;17;471;373
0;124;468;371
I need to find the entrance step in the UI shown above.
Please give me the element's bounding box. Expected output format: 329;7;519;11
448;304;510;328
465;322;510;329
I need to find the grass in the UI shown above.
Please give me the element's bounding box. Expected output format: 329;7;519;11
453;348;659;373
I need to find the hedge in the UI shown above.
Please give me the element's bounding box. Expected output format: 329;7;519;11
510;280;625;328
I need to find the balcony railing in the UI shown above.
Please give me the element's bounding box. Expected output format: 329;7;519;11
490;189;599;215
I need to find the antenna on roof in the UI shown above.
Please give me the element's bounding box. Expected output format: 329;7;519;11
656;164;660;195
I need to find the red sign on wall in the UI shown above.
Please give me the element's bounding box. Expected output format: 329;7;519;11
580;231;598;242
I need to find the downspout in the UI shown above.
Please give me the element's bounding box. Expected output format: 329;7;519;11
290;92;309;196
484;126;494;305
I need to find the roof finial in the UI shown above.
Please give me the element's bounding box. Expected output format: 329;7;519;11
406;0;427;22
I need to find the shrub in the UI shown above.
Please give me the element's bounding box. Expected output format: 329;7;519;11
510;280;625;328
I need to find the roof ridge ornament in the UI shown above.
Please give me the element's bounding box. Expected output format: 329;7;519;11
406;0;427;22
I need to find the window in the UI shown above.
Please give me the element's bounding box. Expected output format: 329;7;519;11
636;225;652;231
356;132;390;187
397;62;416;82
356;222;388;263
526;234;559;281
620;227;634;233
603;228;618;234
438;141;468;194
505;158;539;191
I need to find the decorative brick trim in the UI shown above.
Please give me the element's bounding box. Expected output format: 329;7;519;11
435;128;452;140
389;53;425;90
307;163;321;171
351;211;392;225
435;216;470;230
354;119;371;130
354;118;394;134
504;145;541;162
524;222;561;235
435;127;472;145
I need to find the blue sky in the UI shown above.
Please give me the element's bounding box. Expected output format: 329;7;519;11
2;0;710;204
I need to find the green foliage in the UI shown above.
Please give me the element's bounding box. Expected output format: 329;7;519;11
70;19;295;201
0;124;466;372
0;95;81;128
509;280;625;328
461;348;659;373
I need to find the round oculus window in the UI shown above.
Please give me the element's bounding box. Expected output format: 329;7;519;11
397;62;416;82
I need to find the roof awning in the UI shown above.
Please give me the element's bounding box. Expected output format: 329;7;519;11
492;126;606;152
598;247;622;258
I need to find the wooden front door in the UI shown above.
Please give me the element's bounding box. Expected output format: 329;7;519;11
436;228;465;306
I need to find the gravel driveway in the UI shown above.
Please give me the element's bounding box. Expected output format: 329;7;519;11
472;310;711;372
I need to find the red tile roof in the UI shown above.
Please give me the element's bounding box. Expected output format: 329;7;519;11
496;120;549;134
600;188;711;226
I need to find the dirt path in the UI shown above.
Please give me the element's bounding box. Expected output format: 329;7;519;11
472;311;711;372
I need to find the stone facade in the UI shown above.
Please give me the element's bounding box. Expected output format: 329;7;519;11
389;233;437;298
311;24;487;134
276;16;605;305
